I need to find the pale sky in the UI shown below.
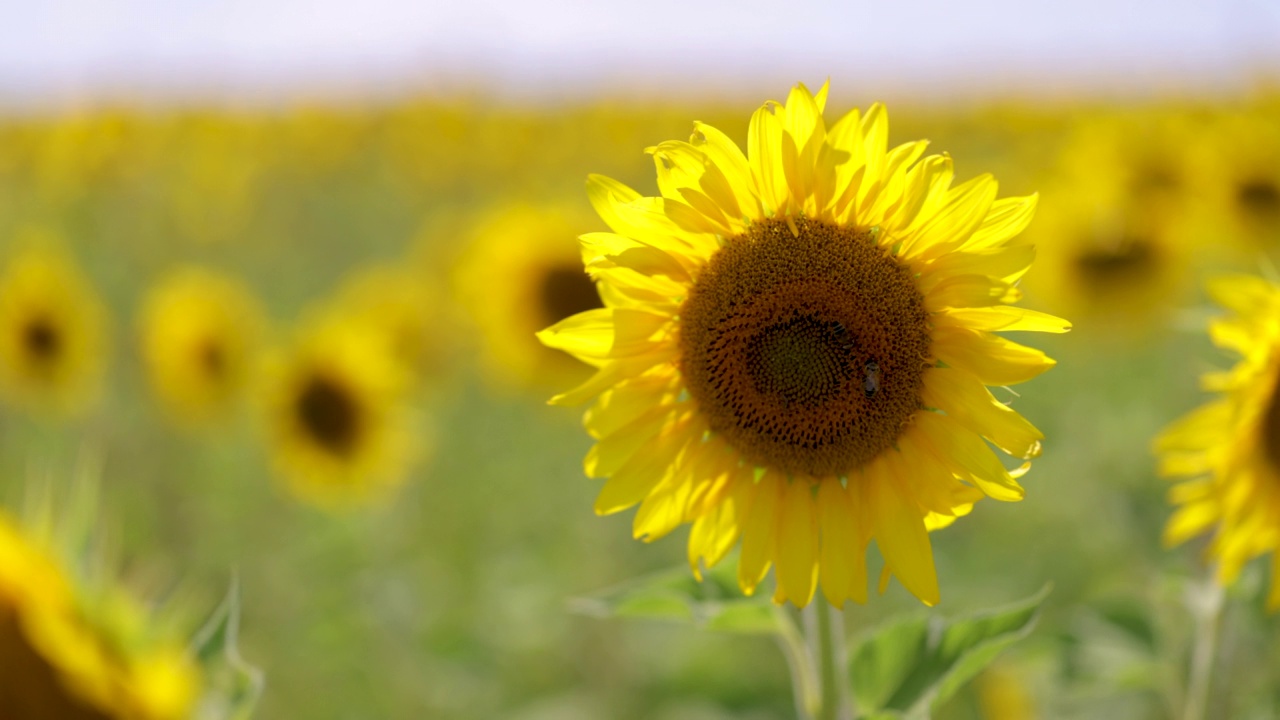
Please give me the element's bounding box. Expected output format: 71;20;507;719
1;0;1278;107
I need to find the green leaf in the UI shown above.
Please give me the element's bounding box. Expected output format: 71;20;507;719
1091;597;1158;654
850;585;1050;718
190;575;265;720
568;562;781;635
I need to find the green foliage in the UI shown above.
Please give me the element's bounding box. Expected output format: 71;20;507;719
849;586;1050;719
568;562;781;636
191;577;265;720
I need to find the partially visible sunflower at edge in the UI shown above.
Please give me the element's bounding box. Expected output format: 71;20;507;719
139;267;265;427
263;312;417;508
0;233;108;416
538;82;1068;607
455;204;604;391
1155;273;1280;609
0;503;197;719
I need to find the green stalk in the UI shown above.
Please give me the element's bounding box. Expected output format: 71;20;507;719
1183;576;1224;720
775;605;821;720
803;599;852;720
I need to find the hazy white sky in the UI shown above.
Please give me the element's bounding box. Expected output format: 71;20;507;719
2;0;1278;106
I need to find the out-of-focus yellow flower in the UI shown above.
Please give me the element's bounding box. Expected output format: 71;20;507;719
1022;109;1211;336
0;233;108;416
539;82;1066;608
330;265;446;386
263;313;418;508
455;204;603;391
1022;173;1198;335
0;506;198;720
139;267;266;427
1156;273;1280;609
1192;110;1280;249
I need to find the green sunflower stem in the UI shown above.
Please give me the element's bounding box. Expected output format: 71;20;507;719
1183;574;1225;720
774;606;821;720
803;598;852;720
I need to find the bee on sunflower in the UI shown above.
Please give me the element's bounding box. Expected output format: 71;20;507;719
0;233;108;417
539;82;1067;608
263;312;417;508
139;267;265;427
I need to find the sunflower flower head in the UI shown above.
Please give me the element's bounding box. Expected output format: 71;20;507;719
0;493;198;720
140;267;265;427
263;312;418;508
0;231;108;417
539;82;1068;608
455;204;604;391
1156;273;1280;609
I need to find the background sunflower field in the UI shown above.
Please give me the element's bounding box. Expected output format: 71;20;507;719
2;2;1280;718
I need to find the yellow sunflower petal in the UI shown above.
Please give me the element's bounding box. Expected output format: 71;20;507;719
869;464;940;606
774;480;819;606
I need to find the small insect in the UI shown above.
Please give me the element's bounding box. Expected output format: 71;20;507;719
831;321;855;349
863;360;880;398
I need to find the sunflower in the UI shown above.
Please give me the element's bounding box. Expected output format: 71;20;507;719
263;313;416;507
139;267;265;426
455;204;604;390
0;235;108;416
330;264;446;385
1155;273;1280;609
1193;110;1280;248
1019;111;1205;334
0;508;197;719
538;82;1067;607
1021;172;1198;335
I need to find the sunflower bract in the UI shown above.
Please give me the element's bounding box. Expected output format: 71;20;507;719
538;82;1068;608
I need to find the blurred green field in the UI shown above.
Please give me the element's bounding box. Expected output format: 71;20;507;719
1;89;1279;719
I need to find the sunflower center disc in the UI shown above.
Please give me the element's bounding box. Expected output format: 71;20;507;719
0;608;111;719
680;217;930;477
1074;236;1155;286
23;317;60;361
539;265;602;327
1259;372;1280;472
1239;178;1280;219
297;375;360;455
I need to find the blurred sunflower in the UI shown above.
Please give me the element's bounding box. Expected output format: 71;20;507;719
1155;273;1280;609
0;507;197;719
539;82;1066;607
331;265;446;385
1194;111;1280;248
1022;174;1197;334
1020;111;1204;334
0;236;108;415
264;314;416;507
455;204;603;390
140;267;265;427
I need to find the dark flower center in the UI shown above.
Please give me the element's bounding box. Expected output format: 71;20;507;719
539;265;601;327
1074;236;1156;285
1238;178;1280;219
22;317;60;362
0;607;113;720
680;217;930;477
296;375;361;455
